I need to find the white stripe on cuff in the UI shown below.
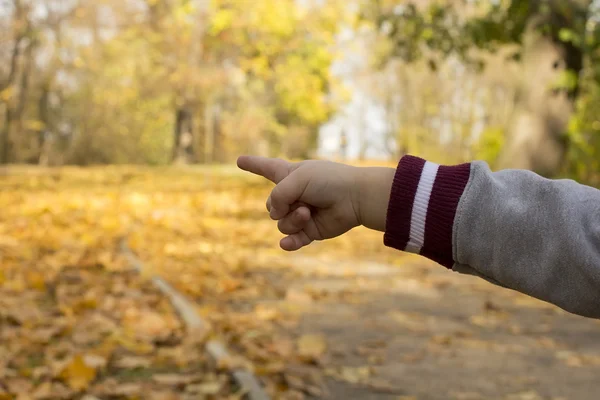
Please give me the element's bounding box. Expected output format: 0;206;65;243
405;161;440;254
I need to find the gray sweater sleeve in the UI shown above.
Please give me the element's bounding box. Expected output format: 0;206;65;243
384;155;600;319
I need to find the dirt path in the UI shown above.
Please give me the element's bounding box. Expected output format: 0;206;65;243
235;248;600;400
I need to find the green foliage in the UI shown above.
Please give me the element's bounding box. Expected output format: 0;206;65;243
209;0;341;132
362;1;470;66
368;1;592;68
553;70;579;92
566;75;600;186
473;127;506;166
67;27;173;165
367;0;600;178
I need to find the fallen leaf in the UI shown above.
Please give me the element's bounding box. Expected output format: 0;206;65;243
365;378;400;393
553;351;600;367
537;337;558;349
84;354;107;370
284;367;326;397
112;333;154;355
278;390;306;400
0;235;20;247
152;373;200;386
254;304;280;321
255;362;286;375
297;334;327;362
58;354;98;391
505;391;544;400
30;326;63;344
26;271;46;291
105;382;143;397
285;288;313;304
388;311;427;332
5;378;34;395
123;309;173;339
451;392;485;400
338;366;371;384
31;381;53;399
269;338;295;358
113;355;152;369
469;314;507;328
186;380;225;395
400;349;425;364
430;335;452;346
80;396;102;400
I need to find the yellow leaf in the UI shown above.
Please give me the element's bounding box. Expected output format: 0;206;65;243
82;354;108;369
297;334;327;361
339;366;371;384
111;333;154;355
31;381;53;398
152;374;199;386
254;304;279;321
59;354;98;390
186;380;225;395
25;271;46;291
210;9;235;35
123;309;172;339
0;235;20;247
114;355;152;369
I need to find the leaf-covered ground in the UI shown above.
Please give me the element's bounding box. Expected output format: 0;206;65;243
1;166;600;400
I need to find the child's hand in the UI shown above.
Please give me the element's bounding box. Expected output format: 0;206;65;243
237;156;395;251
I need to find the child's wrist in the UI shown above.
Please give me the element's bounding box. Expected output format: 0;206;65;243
355;167;395;232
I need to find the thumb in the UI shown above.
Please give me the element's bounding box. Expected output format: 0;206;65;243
269;168;310;220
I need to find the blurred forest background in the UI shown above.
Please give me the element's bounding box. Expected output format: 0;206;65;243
1;0;600;184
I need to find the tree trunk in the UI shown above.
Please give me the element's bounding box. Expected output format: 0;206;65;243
202;99;225;164
12;40;35;162
212;103;224;163
496;1;589;176
173;107;194;164
1;37;24;164
38;83;52;166
1;108;14;165
204;102;214;164
1;0;30;164
339;130;348;160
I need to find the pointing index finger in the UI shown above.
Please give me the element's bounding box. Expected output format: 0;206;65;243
237;155;292;184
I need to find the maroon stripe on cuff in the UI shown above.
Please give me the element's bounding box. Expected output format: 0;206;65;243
420;163;471;268
384;156;426;251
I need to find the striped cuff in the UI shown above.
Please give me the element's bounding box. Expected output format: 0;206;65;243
384;155;471;268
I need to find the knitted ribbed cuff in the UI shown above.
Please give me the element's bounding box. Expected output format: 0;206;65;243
384;155;471;268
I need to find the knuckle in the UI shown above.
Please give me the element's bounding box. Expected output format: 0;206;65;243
278;220;291;234
270;186;284;204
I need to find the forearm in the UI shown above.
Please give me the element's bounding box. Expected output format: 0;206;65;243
383;155;600;318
